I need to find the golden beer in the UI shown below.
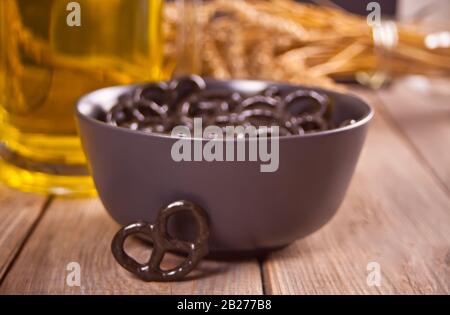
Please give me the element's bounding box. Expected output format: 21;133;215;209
0;0;163;196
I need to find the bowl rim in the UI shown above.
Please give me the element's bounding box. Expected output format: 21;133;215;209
75;79;374;141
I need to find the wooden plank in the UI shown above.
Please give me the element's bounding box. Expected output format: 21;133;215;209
0;198;263;294
376;78;450;191
262;90;450;294
0;184;48;281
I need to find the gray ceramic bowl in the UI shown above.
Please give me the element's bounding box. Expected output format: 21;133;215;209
76;79;373;255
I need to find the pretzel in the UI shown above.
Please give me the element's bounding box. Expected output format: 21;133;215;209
111;200;209;282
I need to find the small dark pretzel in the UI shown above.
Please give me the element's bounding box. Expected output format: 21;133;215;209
282;89;329;117
137;82;169;106
111;200;209;282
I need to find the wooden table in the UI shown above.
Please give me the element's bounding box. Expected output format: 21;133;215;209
0;79;449;294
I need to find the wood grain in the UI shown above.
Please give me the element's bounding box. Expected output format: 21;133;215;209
0;198;263;294
0;184;48;281
376;78;450;191
262;90;450;294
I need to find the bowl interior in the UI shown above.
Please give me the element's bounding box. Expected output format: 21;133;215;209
77;79;372;138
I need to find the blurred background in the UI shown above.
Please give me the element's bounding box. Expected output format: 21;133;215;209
167;0;450;89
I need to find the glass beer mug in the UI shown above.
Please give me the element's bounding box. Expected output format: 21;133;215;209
0;0;163;196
